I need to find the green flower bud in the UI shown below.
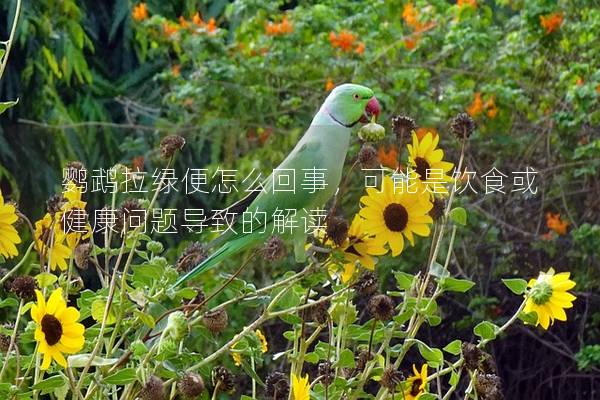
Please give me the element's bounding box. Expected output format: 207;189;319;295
358;122;386;142
147;241;164;254
166;311;188;341
131;339;148;358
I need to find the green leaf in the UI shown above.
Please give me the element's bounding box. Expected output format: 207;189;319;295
502;278;528;295
134;310;155;328
429;262;450;279
443;340;462;355
41;46;62;78
68;354;118;368
518;310;538;325
417;342;443;368
449;370;460;386
0;297;19;309
419;394;438;400
103;368;138;385
91;299;116;325
441;277;475;293
35;272;57;288
449;207;467;225
473;321;499;340
336;348;355;368
32;375;66;392
394;271;414;290
0;99;18;115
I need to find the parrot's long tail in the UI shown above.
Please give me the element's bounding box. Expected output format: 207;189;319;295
172;234;254;287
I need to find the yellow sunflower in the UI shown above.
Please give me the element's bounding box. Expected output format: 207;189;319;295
407;131;454;196
524;268;576;329
320;215;388;283
34;213;72;272
31;288;85;370
59;181;92;249
404;364;428;400
0;189;21;259
256;329;268;353
359;176;433;257
291;373;310;400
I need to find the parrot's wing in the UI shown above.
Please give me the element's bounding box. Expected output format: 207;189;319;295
204;189;261;227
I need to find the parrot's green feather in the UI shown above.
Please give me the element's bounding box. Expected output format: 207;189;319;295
173;83;375;287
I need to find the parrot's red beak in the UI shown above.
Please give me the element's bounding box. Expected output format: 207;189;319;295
361;96;381;123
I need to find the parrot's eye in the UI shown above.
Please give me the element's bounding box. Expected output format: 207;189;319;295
352;93;360;100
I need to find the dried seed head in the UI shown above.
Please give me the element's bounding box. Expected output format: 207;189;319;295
354;271;378;297
391;115;417;141
318;361;335;386
462;342;481;370
202;308;228;334
358;143;379;169
116;198;144;232
10;276;37;300
0;333;11;352
46;194;67;215
212;366;235;393
177;242;208;272
301;300;330;325
188;288;206;307
177;372;205;399
429;198;446;221
265;371;289;399
261;236;287;262
368;294;396;321
474;372;504;400
65;161;87;187
74;242;92;270
160;135;186;159
451;112;476;140
380;367;404;391
354;349;374;375
138;375;165;400
326;216;349;247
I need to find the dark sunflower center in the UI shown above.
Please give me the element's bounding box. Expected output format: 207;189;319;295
41;314;63;346
411;379;422;395
414;157;430;179
383;203;408;232
345;237;363;256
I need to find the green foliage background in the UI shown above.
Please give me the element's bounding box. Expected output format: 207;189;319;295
1;0;599;398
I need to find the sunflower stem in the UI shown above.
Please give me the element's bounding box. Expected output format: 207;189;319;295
0;298;24;381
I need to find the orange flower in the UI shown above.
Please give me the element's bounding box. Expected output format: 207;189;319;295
355;42;365;55
576;77;584;86
404;36;418;50
205;17;217;33
192;12;203;26
545;212;569;235
265;16;293;36
325;78;335;92
467;92;483;117
457;0;477;8
377;145;399;170
329;30;357;52
163;22;179;37
402;2;419;28
132;3;149;22
178;16;189;29
539;12;563;34
280;16;293;34
132;156;145;172
484;96;498;119
416;127;438;141
171;64;181;77
596;84;600;94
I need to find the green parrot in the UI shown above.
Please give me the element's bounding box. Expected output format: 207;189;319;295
174;83;380;286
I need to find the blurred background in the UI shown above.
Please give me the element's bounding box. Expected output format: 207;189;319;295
1;0;599;398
